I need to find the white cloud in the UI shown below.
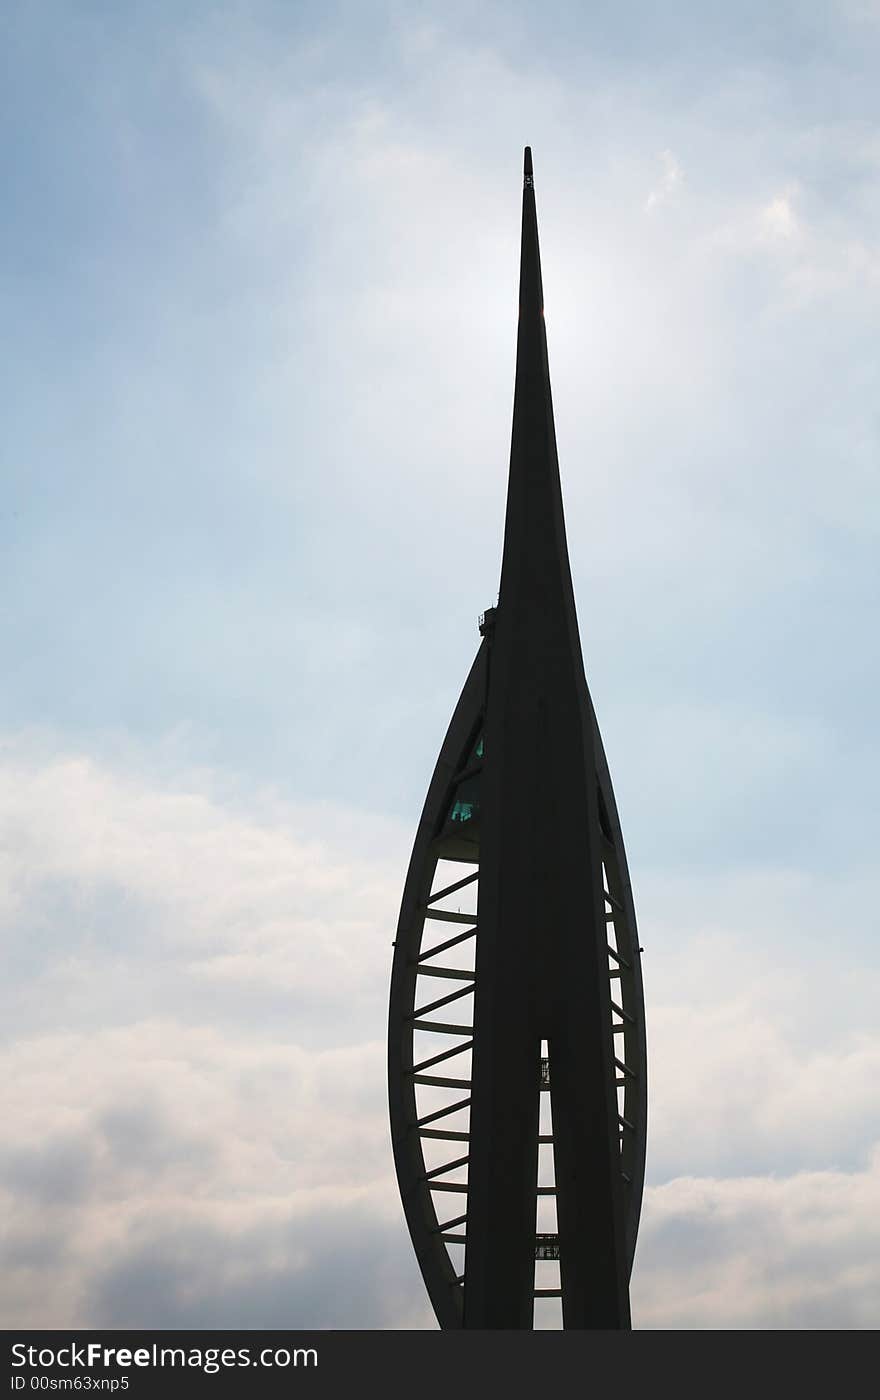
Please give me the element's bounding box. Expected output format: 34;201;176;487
758;185;801;243
0;1019;419;1327
706;180;880;309
1;735;878;1326
635;1152;880;1328
0;733;407;1035
645;149;684;211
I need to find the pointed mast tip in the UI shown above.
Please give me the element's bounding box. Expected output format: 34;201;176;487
523;146;533;188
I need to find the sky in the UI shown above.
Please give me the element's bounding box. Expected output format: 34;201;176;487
1;0;879;1328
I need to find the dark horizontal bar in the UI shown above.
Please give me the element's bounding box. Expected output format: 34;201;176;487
426;870;479;905
416;1096;470;1127
425;1154;469;1180
606;944;631;969
411;984;473;1019
416;967;474;981
410;1040;473;1075
435;1213;467;1232
411;1020;474;1036
414;1074;472;1089
417;926;476;962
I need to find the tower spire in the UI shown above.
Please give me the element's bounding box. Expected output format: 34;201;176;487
388;149;646;1332
498;147;576;657
462;147;632;1328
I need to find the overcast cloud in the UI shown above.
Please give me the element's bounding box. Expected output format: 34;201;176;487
2;0;879;1327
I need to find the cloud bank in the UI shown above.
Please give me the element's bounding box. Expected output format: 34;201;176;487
2;737;877;1327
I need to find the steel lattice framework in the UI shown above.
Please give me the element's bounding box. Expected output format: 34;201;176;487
388;148;647;1330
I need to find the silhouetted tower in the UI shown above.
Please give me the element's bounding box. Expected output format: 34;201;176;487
388;148;647;1330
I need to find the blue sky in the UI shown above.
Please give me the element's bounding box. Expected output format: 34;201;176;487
2;0;879;1327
